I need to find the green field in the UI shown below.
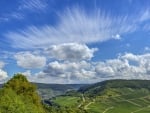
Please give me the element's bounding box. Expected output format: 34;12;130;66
52;96;80;106
86;90;150;113
52;88;150;113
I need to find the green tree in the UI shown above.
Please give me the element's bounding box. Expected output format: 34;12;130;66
0;73;45;113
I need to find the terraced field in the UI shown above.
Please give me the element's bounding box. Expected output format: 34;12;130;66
87;93;150;113
51;88;150;113
52;96;81;106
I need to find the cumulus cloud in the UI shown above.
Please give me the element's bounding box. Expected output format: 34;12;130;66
21;70;32;77
95;53;150;79
0;61;8;82
14;52;46;69
35;61;96;83
5;8;137;49
0;69;8;81
31;53;150;83
45;43;97;61
43;61;95;78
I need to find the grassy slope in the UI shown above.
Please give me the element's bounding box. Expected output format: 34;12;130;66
51;80;150;113
52;96;80;106
85;88;150;113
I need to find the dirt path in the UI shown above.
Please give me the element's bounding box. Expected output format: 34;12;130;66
102;107;114;113
84;102;94;109
78;94;86;108
82;94;85;102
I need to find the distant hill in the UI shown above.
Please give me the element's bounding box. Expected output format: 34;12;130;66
35;83;86;91
0;84;3;88
34;83;87;99
50;79;150;113
78;79;150;97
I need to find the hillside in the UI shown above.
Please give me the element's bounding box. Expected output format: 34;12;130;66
34;83;87;99
0;84;3;88
78;79;150;97
0;74;46;113
49;80;150;113
2;79;150;112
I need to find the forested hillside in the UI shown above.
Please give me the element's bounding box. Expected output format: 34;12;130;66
0;74;45;113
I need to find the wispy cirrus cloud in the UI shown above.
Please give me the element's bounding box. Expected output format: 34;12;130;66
0;12;24;22
5;7;138;49
0;0;47;23
139;8;150;22
18;0;48;12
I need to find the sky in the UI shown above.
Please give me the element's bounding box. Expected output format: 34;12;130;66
0;0;150;84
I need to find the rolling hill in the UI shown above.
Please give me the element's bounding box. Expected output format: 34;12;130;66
34;83;87;99
49;80;150;113
2;79;150;112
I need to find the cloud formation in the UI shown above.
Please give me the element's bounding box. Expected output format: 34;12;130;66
96;53;150;79
14;52;46;69
45;43;97;61
30;53;150;83
0;69;8;82
0;61;8;82
5;8;137;49
36;61;96;83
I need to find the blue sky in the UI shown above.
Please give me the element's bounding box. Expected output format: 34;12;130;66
0;0;150;83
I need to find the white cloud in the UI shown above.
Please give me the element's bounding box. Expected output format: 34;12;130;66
35;61;96;83
0;69;8;82
95;53;150;79
14;52;46;69
139;9;150;22
45;43;97;61
0;61;8;82
5;8;137;49
21;70;32;77
31;53;150;83
112;34;121;40
11;52;150;84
